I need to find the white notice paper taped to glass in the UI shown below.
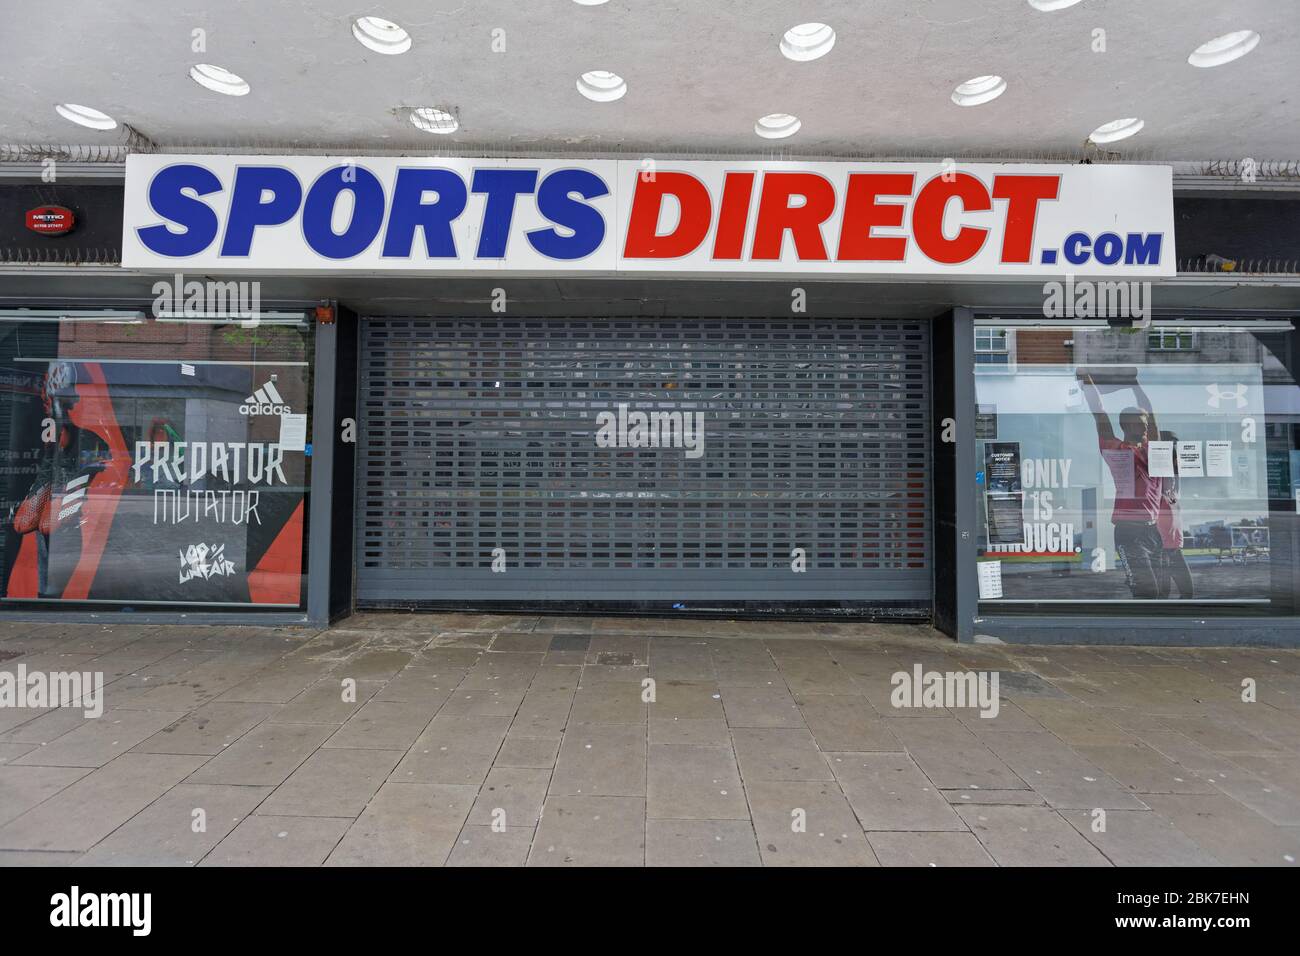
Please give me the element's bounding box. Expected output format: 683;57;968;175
279;413;308;451
1205;440;1233;477
1102;449;1136;498
977;560;1003;599
1176;441;1204;478
1147;441;1175;478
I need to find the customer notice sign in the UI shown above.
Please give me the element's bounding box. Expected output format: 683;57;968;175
122;155;1175;277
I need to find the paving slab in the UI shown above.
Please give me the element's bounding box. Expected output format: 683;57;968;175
333;649;415;682
1136;731;1244;776
579;663;648;684
744;780;878;867
0;705;53;738
373;666;463;705
323;698;436;750
80;783;271;866
133;701;276;756
646;819;761;867
797;695;898;752
127;656;269;711
0;851;83;867
1160;715;1287;755
394;715;511;785
529;795;645;867
464;651;546;680
1072;742;1217;795
1226;752;1300;800
1141;793;1300;866
647;649;715;681
437;684;527;718
943;789;1047;807
217;661;339;704
417;648;486;669
648;717;731;747
981;731;1147;810
0;753;207;852
0;705;96;745
720;684;804;729
491;633;554;653
853;672;951;718
259;748;403;818
867;831;996;867
647;744;747;820
1059;809;1221;866
507;685;576;736
203;814;350;866
586;634;650;663
269;678;384;724
732;728;835;782
327;782;477;866
0;743;36;766
0;765;92;826
646;680;724;720
12;708;187;768
888;718;1025;791
186;722;335;787
568;681;647;724
447;825;535;866
493;733;561;769
825;752;965;831
956;805;1112;867
1009;699;1135;747
550;723;647;797
467;766;552;829
778;660;860;696
953;699;1043;734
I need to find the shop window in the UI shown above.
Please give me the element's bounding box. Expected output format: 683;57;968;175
973;320;1300;617
0;309;312;610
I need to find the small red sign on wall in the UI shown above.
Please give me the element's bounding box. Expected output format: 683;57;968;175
25;205;76;236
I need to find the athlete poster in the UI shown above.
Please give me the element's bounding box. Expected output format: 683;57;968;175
0;340;308;607
973;324;1277;605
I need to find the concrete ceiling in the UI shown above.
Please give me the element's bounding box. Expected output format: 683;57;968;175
0;0;1297;161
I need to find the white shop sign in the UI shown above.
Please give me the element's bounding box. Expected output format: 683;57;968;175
122;155;1175;278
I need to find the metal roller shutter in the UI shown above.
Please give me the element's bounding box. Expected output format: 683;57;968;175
356;317;931;606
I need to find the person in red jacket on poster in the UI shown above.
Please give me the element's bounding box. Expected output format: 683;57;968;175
1078;368;1165;599
6;360;131;600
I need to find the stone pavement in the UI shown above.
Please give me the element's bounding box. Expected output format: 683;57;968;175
1;613;1299;867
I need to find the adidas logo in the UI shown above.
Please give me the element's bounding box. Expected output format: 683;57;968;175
239;380;289;415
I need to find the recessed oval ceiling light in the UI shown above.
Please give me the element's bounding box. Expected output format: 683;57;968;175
54;103;117;130
572;0;610;5
576;71;627;102
1027;0;1085;10
410;107;458;134
1088;117;1144;145
780;23;836;62
1188;29;1260;68
951;75;1007;107
189;63;250;96
352;16;412;55
755;113;801;140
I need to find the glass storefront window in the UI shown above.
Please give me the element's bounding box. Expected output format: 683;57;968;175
0;309;312;609
974;319;1300;616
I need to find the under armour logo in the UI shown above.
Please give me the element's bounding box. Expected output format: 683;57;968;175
1206;383;1248;409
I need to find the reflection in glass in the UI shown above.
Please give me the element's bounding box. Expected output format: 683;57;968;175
975;323;1297;615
